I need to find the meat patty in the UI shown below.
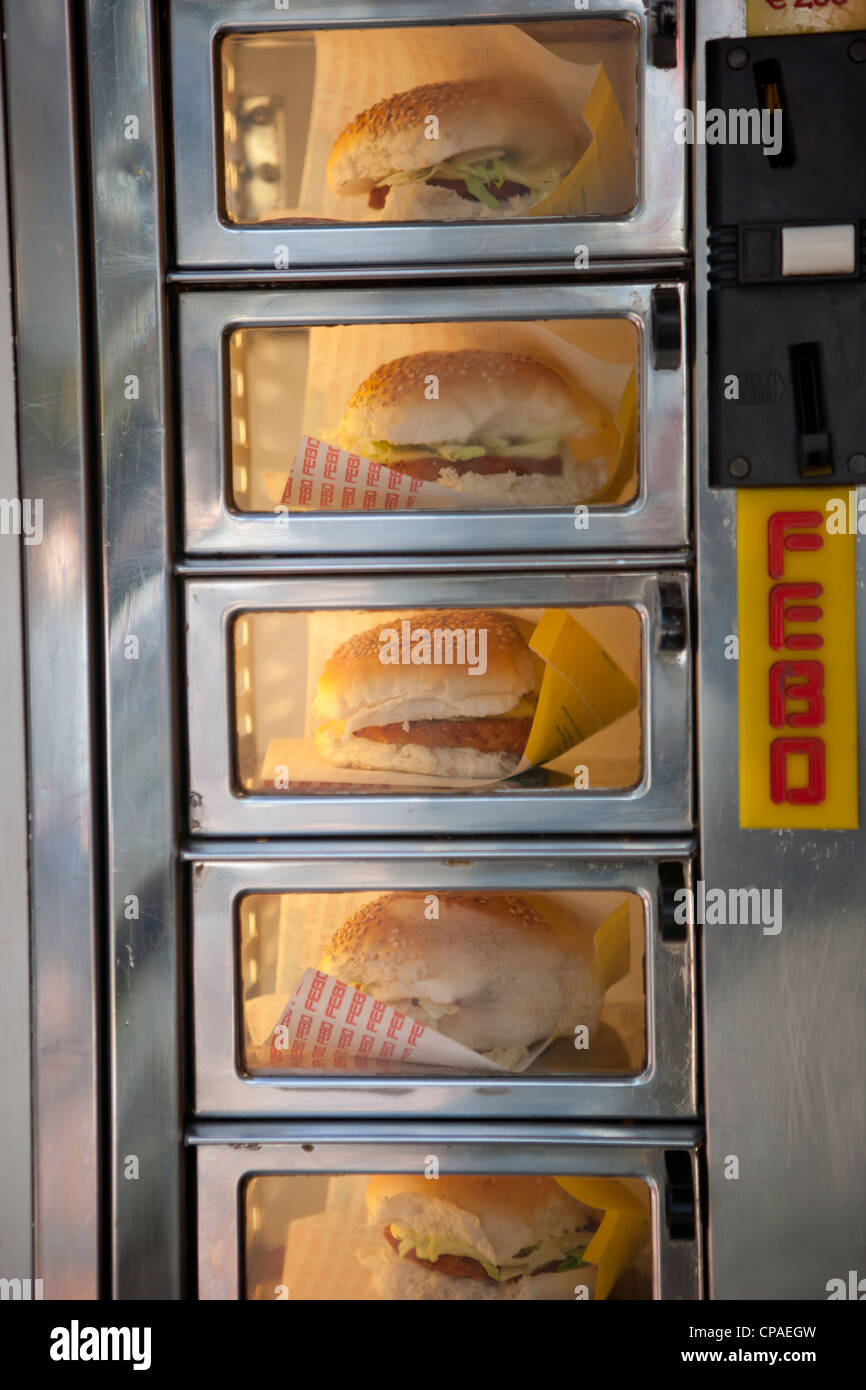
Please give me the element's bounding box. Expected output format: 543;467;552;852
383;1226;565;1284
387;454;563;483
368;177;530;210
354;717;532;756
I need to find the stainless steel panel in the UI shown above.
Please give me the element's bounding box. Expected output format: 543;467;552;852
185;571;693;835
85;0;183;1298
5;0;100;1299
180;282;689;555
190;841;698;1118
178;550;693;575
191;1122;703;1300
0;18;34;1291
170;0;688;269
696;0;866;1299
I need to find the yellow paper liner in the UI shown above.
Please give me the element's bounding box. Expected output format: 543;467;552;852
520;609;640;771
593;900;631;991
554;1176;651;1301
530;65;636;220
581;368;638;506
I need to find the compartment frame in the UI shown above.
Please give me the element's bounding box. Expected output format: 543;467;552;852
169;0;688;270
184;570;694;835
189;840;699;1119
179;281;690;556
191;1120;704;1300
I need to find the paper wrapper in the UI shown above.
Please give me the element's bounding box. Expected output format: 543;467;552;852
530;64;635;220
294;26;635;223
555;1177;651;1301
258;607;640;793
263;968;553;1075
259;315;638;515
273;436;480;513
519;608;639;774
251;896;630;1077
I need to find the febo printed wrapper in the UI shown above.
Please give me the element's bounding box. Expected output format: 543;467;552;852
273;436;478;513
266;969;552;1074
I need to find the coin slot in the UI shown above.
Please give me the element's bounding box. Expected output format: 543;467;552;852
753;58;795;170
790;341;833;478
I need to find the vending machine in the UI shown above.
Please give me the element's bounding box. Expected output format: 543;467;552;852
1;0;863;1312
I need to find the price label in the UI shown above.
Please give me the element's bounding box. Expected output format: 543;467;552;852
749;0;866;33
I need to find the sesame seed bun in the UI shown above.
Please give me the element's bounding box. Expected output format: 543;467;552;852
339;350;584;455
314;609;540;725
336;350;600;507
327;79;578;198
321;892;604;1056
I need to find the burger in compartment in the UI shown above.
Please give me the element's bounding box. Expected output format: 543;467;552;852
327;79;580;222
337;349;603;506
361;1175;599;1300
313;608;541;778
320;891;604;1070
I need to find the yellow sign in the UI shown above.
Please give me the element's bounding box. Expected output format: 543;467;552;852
738;491;858;829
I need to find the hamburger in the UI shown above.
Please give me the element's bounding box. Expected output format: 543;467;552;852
327;78;579;222
337;349;604;507
313;608;542;779
320;891;604;1070
361;1175;599;1300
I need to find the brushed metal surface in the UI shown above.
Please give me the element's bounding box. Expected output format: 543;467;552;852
85;0;183;1298
170;0;688;269
0;12;34;1291
169;259;689;284
191;1123;703;1300
179;282;690;556
4;0;101;1300
696;0;866;1299
177;550;693;575
184;570;693;836
189;845;698;1119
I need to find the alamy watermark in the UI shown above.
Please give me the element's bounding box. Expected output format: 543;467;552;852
0;1276;43;1299
674;880;783;936
378;620;487;676
674;102;782;158
49;1320;151;1371
0;497;42;545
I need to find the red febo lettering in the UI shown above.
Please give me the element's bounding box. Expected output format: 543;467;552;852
766;511;826;807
